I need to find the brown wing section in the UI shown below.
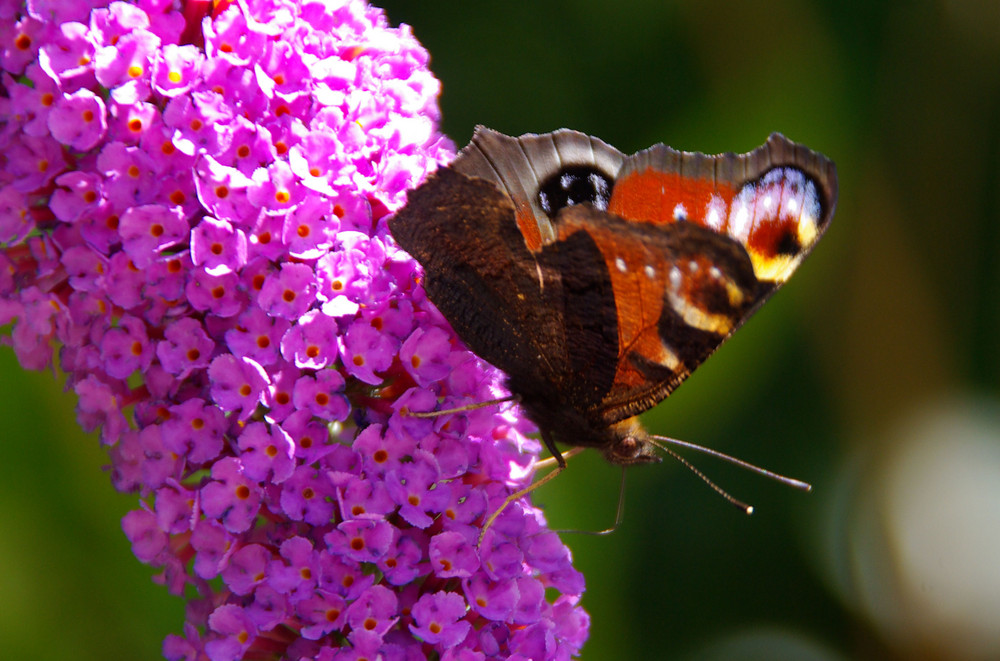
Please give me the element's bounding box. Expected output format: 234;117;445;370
389;167;619;412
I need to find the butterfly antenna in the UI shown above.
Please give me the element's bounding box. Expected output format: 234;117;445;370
649;435;812;491
653;442;754;513
648;434;811;514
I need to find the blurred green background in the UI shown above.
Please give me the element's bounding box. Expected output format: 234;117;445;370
4;0;1000;659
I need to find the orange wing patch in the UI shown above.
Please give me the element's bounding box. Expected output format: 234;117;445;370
514;205;544;253
611;166;824;286
556;217;680;390
608;170;737;228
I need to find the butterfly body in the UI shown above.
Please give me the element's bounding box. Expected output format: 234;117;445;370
390;127;837;467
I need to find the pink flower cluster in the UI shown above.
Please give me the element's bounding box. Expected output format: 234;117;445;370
0;0;589;659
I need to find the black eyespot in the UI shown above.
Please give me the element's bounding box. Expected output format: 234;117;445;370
775;229;802;256
538;166;614;218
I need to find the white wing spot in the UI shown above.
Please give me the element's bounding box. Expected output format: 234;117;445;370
786;197;799;213
688;260;698;273
673;203;688;221
705;194;726;231
763;194;774;210
709;266;722;280
615;257;627;273
669;266;682;291
705;207;721;230
644;264;656;279
730;202;750;242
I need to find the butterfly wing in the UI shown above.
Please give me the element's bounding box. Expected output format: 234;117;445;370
575;133;838;425
391;128;836;437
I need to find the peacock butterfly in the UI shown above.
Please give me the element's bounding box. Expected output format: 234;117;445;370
390;127;837;515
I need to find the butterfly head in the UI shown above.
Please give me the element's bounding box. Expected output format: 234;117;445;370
601;418;663;466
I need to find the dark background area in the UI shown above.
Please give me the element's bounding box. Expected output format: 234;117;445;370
3;1;1000;659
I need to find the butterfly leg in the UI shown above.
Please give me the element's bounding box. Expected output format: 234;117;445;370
553;467;628;537
531;446;584;471
477;431;569;546
407;395;518;418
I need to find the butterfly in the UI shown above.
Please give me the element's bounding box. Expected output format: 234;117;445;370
390;127;837;523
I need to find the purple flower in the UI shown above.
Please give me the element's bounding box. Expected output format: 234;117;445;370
186;268;245;317
325;518;394;563
37;21;96;84
292;368;349;421
378;529;426;586
257;262;318;320
297;590;348;641
99;314;154;379
156;317;215;378
280;464;337;526
222;543;272;596
0;1;590;659
194;155;256;221
280;309;340;369
7;134;67;192
98;141;158;207
207;353;269;414
152;44;203;97
340;317;395;384
430;530;481;579
386;452;451;528
237;421;295;483
224;307;289;366
48;88;107;150
50;170;104;223
160;398;226;464
410;591;473;649
0;185;31;245
191;519;235;580
283;196;339;259
268;536;321;597
464;574;520;622
345;584;398;641
400;325;453;386
190;216;248;275
205;604;258;661
118;204;189;267
201;457;263;533
94;27;159;103
123;507;168;564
